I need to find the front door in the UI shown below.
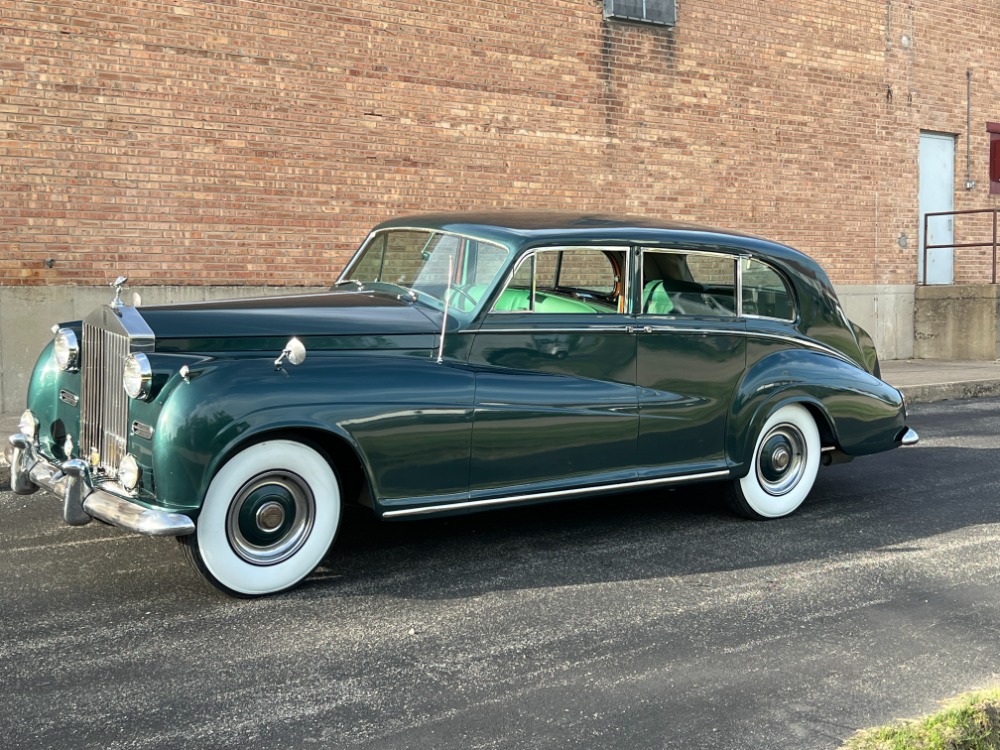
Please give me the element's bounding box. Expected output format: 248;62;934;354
467;246;639;495
918;132;956;285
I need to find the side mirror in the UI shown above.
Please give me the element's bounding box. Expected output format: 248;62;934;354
274;337;307;369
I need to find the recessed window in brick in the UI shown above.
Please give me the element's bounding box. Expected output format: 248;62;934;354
989;122;1000;196
604;0;676;27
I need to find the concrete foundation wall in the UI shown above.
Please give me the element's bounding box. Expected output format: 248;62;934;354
0;286;325;414
914;285;1000;360
836;285;916;362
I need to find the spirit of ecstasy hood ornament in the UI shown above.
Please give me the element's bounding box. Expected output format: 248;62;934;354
110;275;128;307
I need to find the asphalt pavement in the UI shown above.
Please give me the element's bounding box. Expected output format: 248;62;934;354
3;392;1000;749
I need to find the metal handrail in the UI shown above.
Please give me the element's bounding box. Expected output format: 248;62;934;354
921;208;1000;285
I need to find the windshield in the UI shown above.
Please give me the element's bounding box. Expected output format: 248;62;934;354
342;229;511;314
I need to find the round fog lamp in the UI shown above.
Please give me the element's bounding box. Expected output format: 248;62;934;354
118;455;141;491
18;409;39;440
123;353;153;400
53;328;80;372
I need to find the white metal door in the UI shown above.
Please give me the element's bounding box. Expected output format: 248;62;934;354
918;132;956;285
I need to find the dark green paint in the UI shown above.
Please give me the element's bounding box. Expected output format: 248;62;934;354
20;213;912;523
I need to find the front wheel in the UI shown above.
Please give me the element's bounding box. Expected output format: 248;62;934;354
180;440;341;596
727;404;821;520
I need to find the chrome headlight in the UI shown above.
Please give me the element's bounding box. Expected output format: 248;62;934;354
117;454;141;491
123;353;153;400
53;328;80;372
18;409;39;440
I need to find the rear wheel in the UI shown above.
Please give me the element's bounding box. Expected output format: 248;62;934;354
180;440;341;596
727;404;820;520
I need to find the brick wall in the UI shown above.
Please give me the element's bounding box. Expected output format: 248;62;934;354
2;0;999;288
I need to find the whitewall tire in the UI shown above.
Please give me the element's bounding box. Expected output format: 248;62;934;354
727;404;821;520
181;440;341;596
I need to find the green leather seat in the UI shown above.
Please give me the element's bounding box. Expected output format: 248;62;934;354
492;288;606;313
642;280;674;314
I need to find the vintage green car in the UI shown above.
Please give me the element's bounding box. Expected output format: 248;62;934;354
7;212;917;596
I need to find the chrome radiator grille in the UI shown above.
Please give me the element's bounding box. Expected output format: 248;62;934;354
80;322;131;474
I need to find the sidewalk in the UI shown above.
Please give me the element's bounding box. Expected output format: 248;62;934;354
880;359;1000;404
3;360;1000;486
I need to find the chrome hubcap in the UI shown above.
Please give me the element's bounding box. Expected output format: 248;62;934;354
255;501;286;532
226;471;315;566
771;445;791;472
756;424;807;496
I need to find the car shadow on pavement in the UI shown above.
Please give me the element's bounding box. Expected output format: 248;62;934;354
298;435;999;601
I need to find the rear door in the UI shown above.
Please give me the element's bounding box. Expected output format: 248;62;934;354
633;247;747;477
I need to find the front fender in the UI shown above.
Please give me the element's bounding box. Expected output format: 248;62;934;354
150;352;475;513
728;349;906;476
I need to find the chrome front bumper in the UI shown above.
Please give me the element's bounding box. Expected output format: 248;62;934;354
6;433;195;536
901;427;920;446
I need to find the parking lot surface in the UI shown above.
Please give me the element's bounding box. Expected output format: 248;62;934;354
3;397;1000;749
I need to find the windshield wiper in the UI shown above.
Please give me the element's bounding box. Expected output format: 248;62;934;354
336;279;420;304
370;281;418;303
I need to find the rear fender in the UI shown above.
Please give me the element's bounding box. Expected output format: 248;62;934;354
728;349;906;477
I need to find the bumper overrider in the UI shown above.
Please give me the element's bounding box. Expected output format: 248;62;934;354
6;432;195;536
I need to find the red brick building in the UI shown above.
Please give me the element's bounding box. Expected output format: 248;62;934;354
1;0;998;408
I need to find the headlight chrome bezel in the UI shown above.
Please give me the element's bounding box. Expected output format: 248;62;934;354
123;353;153;401
53;328;80;372
117;454;141;491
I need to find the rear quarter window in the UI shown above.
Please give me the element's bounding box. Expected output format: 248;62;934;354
742;259;795;321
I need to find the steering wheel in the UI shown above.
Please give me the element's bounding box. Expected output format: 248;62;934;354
446;286;478;312
700;293;730;314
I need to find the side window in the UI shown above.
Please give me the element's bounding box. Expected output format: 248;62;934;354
556;251;617;294
464;241;507;286
641;249;735;317
741;259;795;320
492;247;622;314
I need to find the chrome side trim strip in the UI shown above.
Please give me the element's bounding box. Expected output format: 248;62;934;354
381;469;731;518
746;331;854;363
464;326;856;365
469;326;632;335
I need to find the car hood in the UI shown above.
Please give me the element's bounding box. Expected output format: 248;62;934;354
137;291;443;351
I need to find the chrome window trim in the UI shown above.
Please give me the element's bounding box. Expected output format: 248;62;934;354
638;246;739;318
736;254;745;314
489;245;630;315
338;227;511;284
742;312;798;323
463;326;633;335
739;256;797;322
381;469;731;518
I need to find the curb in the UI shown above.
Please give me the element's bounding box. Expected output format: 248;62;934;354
894;379;1000;405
